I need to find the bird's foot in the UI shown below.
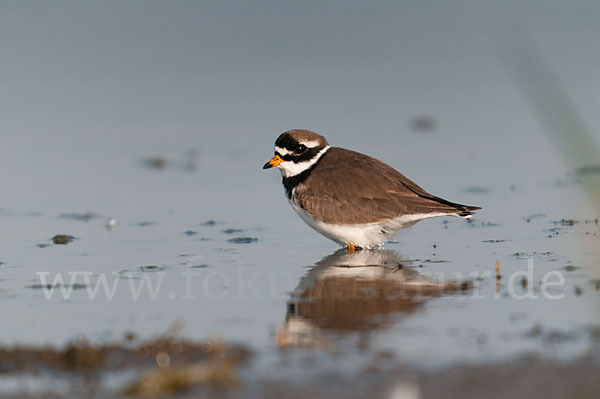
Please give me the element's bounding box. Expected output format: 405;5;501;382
346;244;356;254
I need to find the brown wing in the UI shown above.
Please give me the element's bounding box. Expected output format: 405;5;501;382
296;148;479;225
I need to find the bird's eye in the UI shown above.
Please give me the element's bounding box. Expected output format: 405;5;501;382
296;144;307;153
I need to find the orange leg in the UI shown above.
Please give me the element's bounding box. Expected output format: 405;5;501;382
346;244;356;254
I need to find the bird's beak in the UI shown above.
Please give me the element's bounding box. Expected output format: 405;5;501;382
263;154;283;169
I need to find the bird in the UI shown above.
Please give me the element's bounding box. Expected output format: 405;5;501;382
263;129;481;251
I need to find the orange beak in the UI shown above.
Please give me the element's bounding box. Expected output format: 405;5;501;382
263;154;283;169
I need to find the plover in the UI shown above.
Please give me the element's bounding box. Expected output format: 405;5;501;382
263;130;480;250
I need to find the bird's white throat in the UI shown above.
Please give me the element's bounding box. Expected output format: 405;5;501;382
278;146;330;178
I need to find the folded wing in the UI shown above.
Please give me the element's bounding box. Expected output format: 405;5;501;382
296;148;480;225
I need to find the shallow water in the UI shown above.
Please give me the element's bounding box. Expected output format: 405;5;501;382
0;126;598;375
1;2;599;395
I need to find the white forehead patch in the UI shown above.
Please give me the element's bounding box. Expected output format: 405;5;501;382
277;146;330;178
275;146;291;156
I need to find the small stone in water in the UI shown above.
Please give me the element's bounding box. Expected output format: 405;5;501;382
53;234;73;245
106;218;118;231
228;237;258;244
222;228;243;234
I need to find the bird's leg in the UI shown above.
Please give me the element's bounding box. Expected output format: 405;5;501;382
346;244;356;254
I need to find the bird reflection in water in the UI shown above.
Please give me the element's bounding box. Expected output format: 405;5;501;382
278;249;471;348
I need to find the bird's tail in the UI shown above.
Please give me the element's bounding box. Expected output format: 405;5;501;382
456;205;481;219
397;179;481;219
424;195;481;219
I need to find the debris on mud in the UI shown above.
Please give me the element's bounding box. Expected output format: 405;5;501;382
60;211;99;222
26;283;87;290
0;332;251;397
222;228;244;234
52;234;76;245
553;219;578;226
410;115;436;132
562;265;579;272
140;265;166;272
134;221;158;227
228;237;258;244
521;213;547;223
142;155;167;170
461;186;490;194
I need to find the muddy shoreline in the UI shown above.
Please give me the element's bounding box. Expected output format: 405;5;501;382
1;338;598;398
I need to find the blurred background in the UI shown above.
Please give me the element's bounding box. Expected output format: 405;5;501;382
0;1;599;398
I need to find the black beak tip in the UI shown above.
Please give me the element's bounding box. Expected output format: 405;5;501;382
262;162;273;169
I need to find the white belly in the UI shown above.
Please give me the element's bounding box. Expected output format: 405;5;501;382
289;194;447;249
